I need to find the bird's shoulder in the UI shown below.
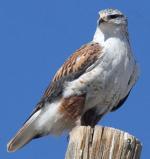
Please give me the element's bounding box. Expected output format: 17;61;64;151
43;42;102;100
53;42;102;82
28;42;103;118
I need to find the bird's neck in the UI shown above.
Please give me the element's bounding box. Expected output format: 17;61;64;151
93;25;128;45
93;27;105;45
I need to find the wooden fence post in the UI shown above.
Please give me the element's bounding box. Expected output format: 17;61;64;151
65;126;142;159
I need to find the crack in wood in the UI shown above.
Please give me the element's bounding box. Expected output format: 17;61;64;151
65;126;142;159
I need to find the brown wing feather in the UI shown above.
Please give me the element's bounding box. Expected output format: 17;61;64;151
29;42;102;117
43;43;102;99
52;43;101;82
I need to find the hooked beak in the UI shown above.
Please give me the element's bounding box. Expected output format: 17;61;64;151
98;17;106;25
99;18;105;23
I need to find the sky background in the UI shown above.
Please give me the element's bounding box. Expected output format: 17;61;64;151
0;0;149;158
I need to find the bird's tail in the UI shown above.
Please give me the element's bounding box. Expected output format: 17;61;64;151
7;110;41;152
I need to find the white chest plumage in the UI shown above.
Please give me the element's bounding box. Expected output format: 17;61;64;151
64;33;138;115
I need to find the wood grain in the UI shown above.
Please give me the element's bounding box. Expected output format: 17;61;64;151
65;126;142;159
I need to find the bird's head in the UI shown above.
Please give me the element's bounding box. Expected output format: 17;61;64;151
93;9;128;43
98;9;127;28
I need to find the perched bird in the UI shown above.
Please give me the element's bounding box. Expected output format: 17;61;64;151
7;8;139;152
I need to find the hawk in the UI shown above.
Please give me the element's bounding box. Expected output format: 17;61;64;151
7;8;139;152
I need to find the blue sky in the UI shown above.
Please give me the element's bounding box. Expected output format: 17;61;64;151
0;0;149;158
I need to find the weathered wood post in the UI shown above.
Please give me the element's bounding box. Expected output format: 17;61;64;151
65;126;142;159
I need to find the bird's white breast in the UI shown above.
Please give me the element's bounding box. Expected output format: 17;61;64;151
63;37;138;114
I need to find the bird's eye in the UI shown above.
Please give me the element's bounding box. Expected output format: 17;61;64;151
108;14;123;19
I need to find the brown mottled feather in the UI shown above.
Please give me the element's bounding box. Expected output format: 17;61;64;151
43;43;102;99
52;43;101;82
28;43;102;118
59;95;85;121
